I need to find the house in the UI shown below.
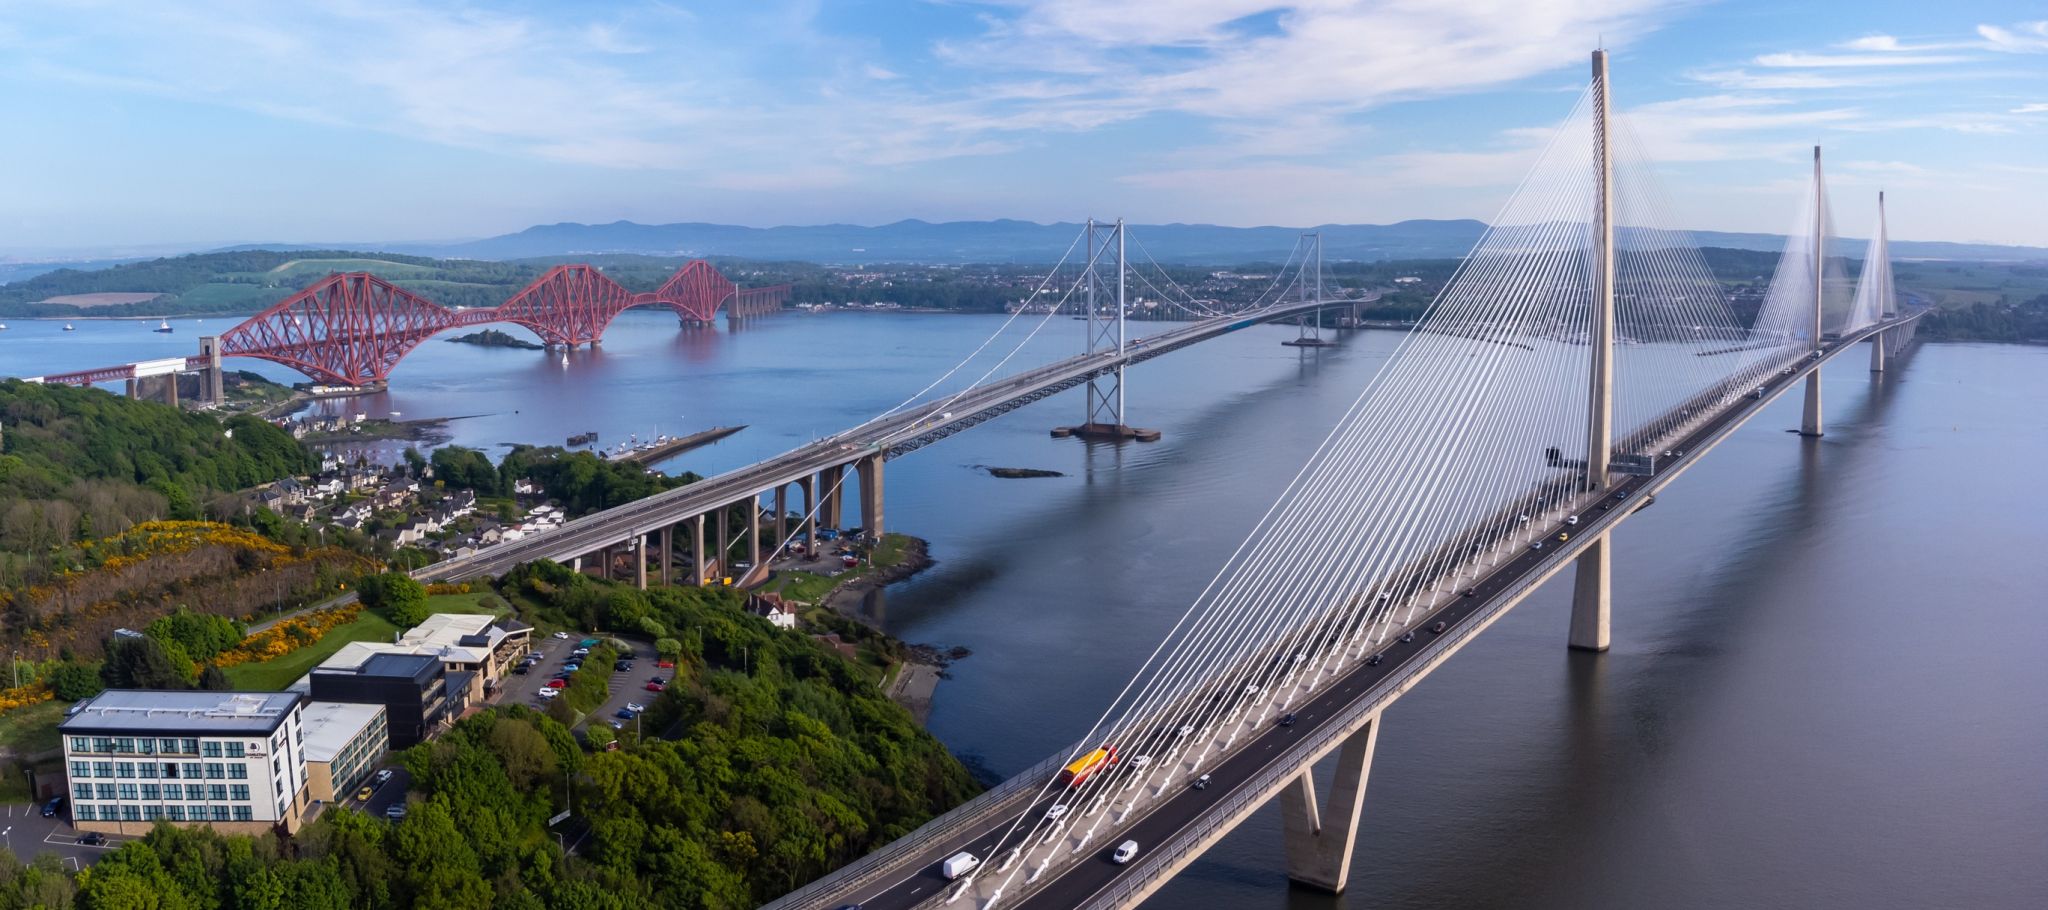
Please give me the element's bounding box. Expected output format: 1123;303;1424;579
747;593;799;629
312;614;533;704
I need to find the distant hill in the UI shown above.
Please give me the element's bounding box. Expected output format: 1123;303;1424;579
382;218;2048;265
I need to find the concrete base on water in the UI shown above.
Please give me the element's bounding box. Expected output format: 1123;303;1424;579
1051;422;1162;442
1281;337;1337;348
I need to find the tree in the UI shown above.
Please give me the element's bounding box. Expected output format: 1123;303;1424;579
100;635;190;690
358;572;430;628
48;661;105;700
196;664;232;691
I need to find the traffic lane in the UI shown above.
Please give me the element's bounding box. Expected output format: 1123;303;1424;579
847;791;1088;910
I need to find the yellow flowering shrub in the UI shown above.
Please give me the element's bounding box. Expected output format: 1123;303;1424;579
212;603;364;669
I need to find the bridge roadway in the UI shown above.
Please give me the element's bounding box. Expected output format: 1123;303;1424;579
414;295;1344;583
769;311;1922;910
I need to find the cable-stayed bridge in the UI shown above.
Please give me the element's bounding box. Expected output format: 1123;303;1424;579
760;51;1924;910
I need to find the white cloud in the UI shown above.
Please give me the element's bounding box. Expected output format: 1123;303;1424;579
1754;51;1970;68
2013;103;2048;113
1978;20;2048;53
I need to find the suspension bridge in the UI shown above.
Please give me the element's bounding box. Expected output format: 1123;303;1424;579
17;259;792;396
742;50;1920;910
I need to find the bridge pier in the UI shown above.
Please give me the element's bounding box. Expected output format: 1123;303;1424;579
1869;328;1886;373
747;495;763;575
1568;531;1612;652
1800;371;1824;437
796;476;815;548
691;514;708;585
198;336;224;404
716;506;731;583
660;525;673;586
818;465;846;531
857;455;885;539
636;533;648;590
1279;717;1380;894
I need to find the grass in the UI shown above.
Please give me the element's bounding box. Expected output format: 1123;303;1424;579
763;570;841;604
224;610;401;691
0;700;68;757
424;592;507;615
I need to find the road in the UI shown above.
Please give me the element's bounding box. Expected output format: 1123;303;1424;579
807;316;1918;910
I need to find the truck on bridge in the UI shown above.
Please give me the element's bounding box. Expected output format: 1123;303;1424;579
1059;745;1118;787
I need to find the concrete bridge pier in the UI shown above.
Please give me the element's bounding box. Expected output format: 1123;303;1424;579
1568;531;1612;652
857;455;885;539
1278;717;1380;893
818;465;846;530
796;476;816;547
690;513;708;585
746;495;763;573
635;532;648;590
1800;370;1824;437
1870;328;1887;373
715;506;731;582
660;525;673;586
198;336;225;404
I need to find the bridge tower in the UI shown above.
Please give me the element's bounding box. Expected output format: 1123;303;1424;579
1055;218;1160;442
1569;48;1618;653
1800;146;1827;437
1283;233;1336;348
1871;191;1891;373
198;335;225;405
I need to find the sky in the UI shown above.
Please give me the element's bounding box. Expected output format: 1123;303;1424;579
1;0;2044;255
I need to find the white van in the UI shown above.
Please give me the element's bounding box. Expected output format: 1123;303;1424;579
941;852;980;880
1112;840;1140;864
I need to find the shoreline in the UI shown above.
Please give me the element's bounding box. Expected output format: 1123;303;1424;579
814;536;953;723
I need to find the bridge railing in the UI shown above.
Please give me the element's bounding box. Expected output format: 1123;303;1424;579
760;741;1085;910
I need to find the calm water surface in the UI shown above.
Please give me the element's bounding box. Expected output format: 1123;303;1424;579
6;313;2043;909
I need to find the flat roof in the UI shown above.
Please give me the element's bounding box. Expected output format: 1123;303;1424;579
61;691;301;737
298;701;386;763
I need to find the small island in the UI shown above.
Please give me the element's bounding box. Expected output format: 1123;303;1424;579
446;328;545;350
985;466;1065;479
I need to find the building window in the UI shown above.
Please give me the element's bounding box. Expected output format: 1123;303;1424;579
117;784;137;800
186;785;205;801
119;805;140;821
70;761;90;779
225;742;245;758
166;806;185;821
138;739;155;755
230;785;250;801
207;785;228;801
95;784;116;800
227;764;247;780
142;806;162;820
114;738;136;754
72;784;92;800
70;737;88;753
91;738;112;753
141;784;160;800
160;738;180;754
183;763;203;779
205;763;225;779
139;762;158;779
92;762;114;778
161;785;179;801
211;806;231;821
232;806;254;822
114;762;134;779
181;738;200;755
201;742;223;758
75;805;94;821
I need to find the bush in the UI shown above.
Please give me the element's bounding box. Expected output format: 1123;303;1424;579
360;572;430;628
47;661;104;700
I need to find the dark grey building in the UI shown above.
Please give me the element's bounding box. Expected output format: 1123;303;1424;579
308;653;463;748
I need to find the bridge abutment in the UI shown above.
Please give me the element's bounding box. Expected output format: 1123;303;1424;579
1279;717;1380;894
1569;531;1612;652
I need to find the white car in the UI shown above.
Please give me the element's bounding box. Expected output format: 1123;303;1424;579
1045;804;1069;821
552;631;570;640
625;702;646;714
1128;755;1152;770
537;687;559;699
1112;840;1140;864
1176;725;1195;738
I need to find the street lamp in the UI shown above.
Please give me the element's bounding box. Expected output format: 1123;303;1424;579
10;651;18;688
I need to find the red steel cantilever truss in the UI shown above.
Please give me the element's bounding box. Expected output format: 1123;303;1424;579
188;261;789;386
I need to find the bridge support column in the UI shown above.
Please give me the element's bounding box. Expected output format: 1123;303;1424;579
1869;329;1886;373
857;455;885;539
715;506;730;583
1569;531;1612;652
635;533;648;590
199;335;224;404
1800;371;1823;437
660;525;673;586
1279;717;1379;894
773;484;787;546
818;465;845;530
161;374;179;407
796;476;815;549
691;514;707;585
746;495;762;575
125;378;140;399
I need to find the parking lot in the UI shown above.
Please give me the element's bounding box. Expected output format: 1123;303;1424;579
0;800;131;868
502;633;663;737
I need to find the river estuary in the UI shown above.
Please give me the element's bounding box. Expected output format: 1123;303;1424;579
4;310;2044;909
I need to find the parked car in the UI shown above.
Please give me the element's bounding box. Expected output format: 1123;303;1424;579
537;687;559;699
40;796;64;818
645;682;666;692
385;804;408;820
374;769;393;784
356;786;375;801
614;660;633;672
655;659;676;669
624;702;646;713
648;675;667;686
78;832;108;847
512;665;530;675
548;678;568;689
615;708;636;720
552;631;570;639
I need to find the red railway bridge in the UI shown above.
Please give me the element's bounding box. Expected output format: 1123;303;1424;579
23;260;790;395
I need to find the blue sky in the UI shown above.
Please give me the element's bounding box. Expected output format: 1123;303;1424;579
1;0;2043;254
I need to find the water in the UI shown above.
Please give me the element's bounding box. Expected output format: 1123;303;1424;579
7;314;2044;909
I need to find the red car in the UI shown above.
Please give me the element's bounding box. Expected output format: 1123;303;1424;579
548;678;568;689
644;682;665;692
655;660;675;669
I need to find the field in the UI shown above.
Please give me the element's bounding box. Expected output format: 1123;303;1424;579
263;258;441;280
167;283;280;310
222;593;505;691
1895;260;2048;309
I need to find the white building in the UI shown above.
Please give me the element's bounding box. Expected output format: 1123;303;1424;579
298;701;389;803
60;691;310;835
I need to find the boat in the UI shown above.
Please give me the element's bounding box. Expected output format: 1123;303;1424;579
154;320;174;333
63;323;75;331
0;323;8;330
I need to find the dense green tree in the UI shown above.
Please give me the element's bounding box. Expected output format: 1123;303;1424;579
195;664;231;691
47;661;105;700
357;572;430;627
99;635;189;690
145;608;243;662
